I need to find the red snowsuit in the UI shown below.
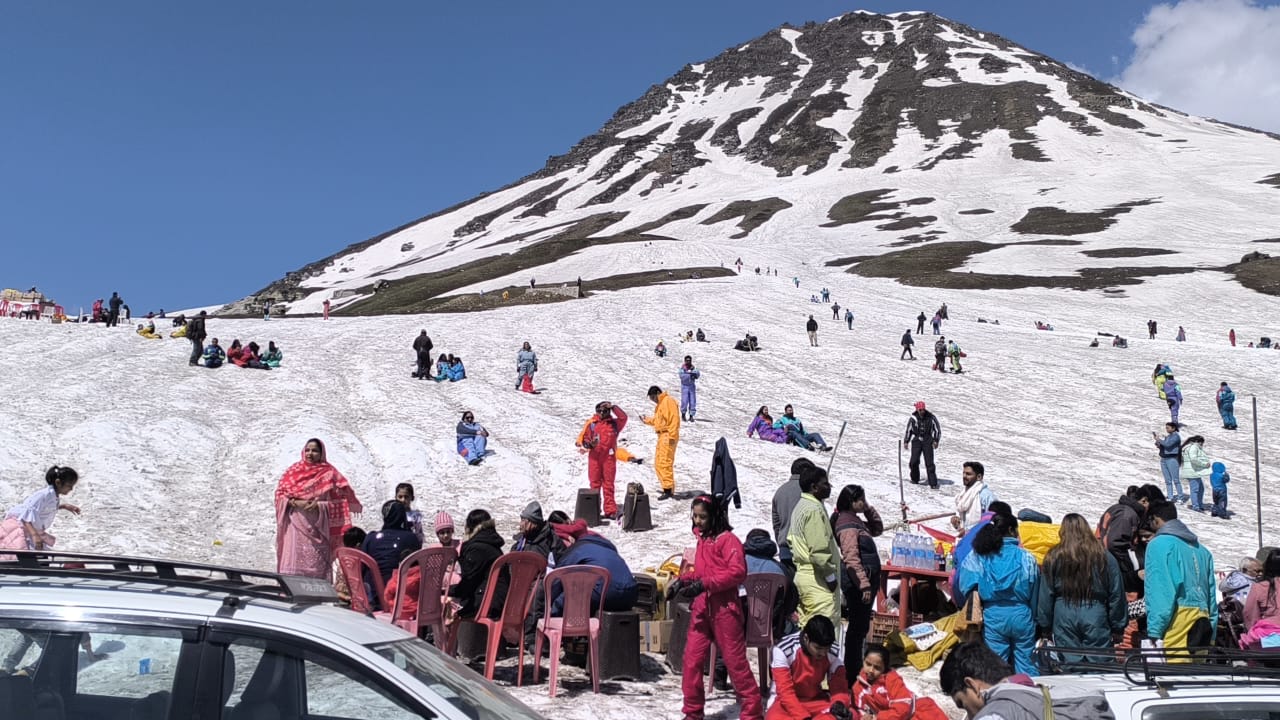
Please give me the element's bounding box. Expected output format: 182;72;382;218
576;407;627;516
682;530;764;720
852;669;948;720
766;633;850;720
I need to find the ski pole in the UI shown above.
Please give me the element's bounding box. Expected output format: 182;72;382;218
898;441;907;523
825;421;848;474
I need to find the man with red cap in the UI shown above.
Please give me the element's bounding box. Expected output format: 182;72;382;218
903;401;941;489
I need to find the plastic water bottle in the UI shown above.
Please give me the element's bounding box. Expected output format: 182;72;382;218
913;536;928;569
908;535;922;568
893;533;906;567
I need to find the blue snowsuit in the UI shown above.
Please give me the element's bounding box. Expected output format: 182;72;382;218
549;534;638;614
446;360;466;381
1217;385;1237;429
1210;462;1230;517
957;536;1041;676
516;349;537;389
678;365;700;419
456;421;487;464
1158;431;1183;501
202;344;225;368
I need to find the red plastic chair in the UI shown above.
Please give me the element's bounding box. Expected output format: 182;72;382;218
532;566;610;697
388;546;456;649
708;572;789;694
456;551;548;684
335;547;388;617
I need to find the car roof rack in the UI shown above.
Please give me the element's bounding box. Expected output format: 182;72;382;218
1037;645;1280;686
0;550;338;605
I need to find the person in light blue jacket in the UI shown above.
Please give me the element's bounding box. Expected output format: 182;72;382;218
678;355;701;421
446;356;466;382
1154;423;1186;504
456;411;488;465
956;512;1041;676
516;342;537;392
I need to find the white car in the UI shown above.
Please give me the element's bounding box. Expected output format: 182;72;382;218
0;551;545;720
1038;660;1280;719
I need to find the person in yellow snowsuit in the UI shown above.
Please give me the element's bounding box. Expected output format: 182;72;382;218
642;385;680;500
787;466;841;627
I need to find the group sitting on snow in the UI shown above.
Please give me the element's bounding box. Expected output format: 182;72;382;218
734;332;760;351
747;404;832;452
196;338;281;369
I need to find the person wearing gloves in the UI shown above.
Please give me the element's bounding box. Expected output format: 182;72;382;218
787;466;841;627
516;341;538;393
668;494;763;720
642;385;681;500
576;401;632;520
767;616;852;720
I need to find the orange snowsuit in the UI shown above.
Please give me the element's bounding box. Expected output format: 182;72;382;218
643;392;680;491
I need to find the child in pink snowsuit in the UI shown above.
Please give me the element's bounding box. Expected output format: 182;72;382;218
668;494;764;720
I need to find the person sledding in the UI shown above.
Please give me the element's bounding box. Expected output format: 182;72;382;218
654;340;668;358
775;405;831;452
516;341;538;392
456;411;489;465
735;333;760;351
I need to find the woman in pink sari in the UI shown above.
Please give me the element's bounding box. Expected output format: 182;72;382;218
275;438;363;579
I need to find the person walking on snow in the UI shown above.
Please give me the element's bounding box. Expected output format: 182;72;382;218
577;401;630;520
793;276;800;288
678;355;700;421
844;309;853;330
900;330;915;360
186;310;207;366
903;402;941;488
1163;373;1182;424
322;298;330;320
933;336;947;373
939;303;949;320
831;302;840;320
930;313;942;335
916;311;927;335
643;385;681;500
1217;381;1237;429
1176;326;1186;342
948;339;964;373
806;315;819;346
516;341;538;392
1229;328;1236;347
1148;319;1158;339
669;495;764;720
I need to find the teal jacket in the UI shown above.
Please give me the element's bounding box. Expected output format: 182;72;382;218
1144;519;1217;639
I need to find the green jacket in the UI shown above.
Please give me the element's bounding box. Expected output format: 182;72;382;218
787;493;839;580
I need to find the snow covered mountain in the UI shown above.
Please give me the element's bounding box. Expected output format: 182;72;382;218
227;10;1280;316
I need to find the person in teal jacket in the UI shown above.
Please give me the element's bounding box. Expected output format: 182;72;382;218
1144;501;1217;654
262;341;283;368
446;356;466;381
1035;514;1127;664
956;511;1041;676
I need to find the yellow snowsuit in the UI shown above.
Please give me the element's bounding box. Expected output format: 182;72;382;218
1154;372;1169;400
643;392;680;491
787;493;841;627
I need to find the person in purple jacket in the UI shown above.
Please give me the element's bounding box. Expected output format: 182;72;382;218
748;406;788;443
678;355;701;421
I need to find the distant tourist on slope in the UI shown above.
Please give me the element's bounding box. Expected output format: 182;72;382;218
900;330;915;360
412;330;433;377
1217;381;1237;429
916;311;927;335
933;336;947;373
806;315;819;347
1176;326;1186;342
107;292;123;328
678;355;700;421
1148;319;1158;339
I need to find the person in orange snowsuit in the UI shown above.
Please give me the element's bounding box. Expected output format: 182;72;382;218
575;401;637;519
642;384;681;499
767;616;851;720
852;646;948;720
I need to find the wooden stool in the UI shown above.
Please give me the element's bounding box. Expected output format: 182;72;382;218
598;610;641;681
574;488;601;527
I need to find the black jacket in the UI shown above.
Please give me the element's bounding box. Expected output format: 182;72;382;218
448;522;504;618
806;318;818;332
901;332;914;347
188;316;207;342
903;411;941;445
710;437;741;508
413;333;433;353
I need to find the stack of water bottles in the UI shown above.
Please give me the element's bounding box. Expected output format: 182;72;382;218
890;532;945;570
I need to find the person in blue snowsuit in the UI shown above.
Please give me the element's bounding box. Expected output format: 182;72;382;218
201;338;226;368
1163;375;1182;424
549;532;638;614
516;341;538;392
446;356;466;381
1154;422;1186;504
456;412;488;465
956;512;1041;676
1217;382;1237;430
678;355;700;421
845;309;854;329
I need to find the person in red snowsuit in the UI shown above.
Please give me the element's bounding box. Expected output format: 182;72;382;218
852;646;948;720
766;616;851;720
576;402;629;519
668;495;764;720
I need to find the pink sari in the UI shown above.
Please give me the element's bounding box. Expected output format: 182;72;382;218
275;440;361;579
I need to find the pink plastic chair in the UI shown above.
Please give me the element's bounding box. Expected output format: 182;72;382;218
388;546;456;649
532;566;610;697
708;572;789;694
456;551;547;685
335;547;388;617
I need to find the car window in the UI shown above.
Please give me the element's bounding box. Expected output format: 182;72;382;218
0;628;51;674
222;637;426;720
370;639;545;720
1141;703;1280;719
0;625;182;700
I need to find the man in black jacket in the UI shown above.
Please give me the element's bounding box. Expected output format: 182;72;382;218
916;311;927;334
412;330;433;377
903;402;941;488
187;311;208;366
900;330;915;360
806;315;819;346
107;292;123;328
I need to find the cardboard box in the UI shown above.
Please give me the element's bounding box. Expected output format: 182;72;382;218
640;619;674;653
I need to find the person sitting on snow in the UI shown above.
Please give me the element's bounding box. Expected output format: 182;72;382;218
431;353;451;382
734;333;760;351
774;405;831;452
263;341;283;368
201;338;226;368
767;616;851;720
696;328;707;342
446;356;466;381
748;406;789;444
654;340;667;358
456;411;488;465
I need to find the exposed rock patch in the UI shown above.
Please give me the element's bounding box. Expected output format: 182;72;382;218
1261;173;1280;188
699;198;793;238
626;205;710;235
1081;247;1176;258
958;208;994;215
455;178;569;236
1010;199;1158;236
822;190;935;227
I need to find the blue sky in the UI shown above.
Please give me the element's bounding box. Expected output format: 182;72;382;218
2;1;1274;312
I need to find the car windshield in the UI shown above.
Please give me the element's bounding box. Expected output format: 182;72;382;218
369;639;543;720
